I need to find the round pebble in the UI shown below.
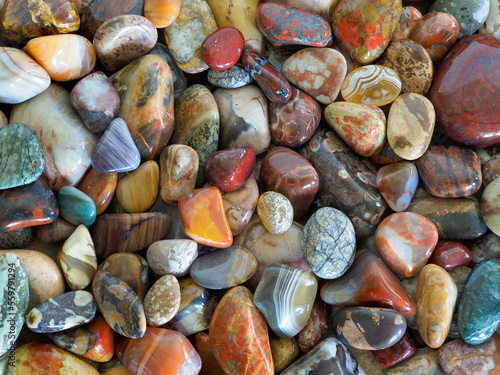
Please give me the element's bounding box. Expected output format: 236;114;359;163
257;191;294;235
144;274;181;327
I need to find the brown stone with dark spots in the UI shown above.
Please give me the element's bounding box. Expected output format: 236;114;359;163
392;6;423;41
416;145;482;198
377;39;434;96
260;146;319;219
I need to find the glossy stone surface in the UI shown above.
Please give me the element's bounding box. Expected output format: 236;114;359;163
147;239;198;277
429;241;472;270
270;335;301;373
201;27;245;71
164;0;217;74
257;191;294;235
407;196;488;240
372;332;417;368
392;6;422;41
207;64;253;89
302;207;355;279
145;0;181;28
375;212;438;278
429;0;489;38
386;347;441;375
256;2;332;47
0;252;28;356
210;286;273;375
92;213;172;258
482;177;500;236
333;307;406;350
416;145;482;198
48;315;114;362
0;47;50;104
332;0;402;64
59;225;97;291
376;161;419;212
0;178;58;232
297;297;329;352
70;71;121;134
92;269;146;338
301;129;386;237
429;35;500;147
260;146;319;219
58;186;96;226
387;93;435;160
457;259;500;345
11;83;97;191
325;101;386;157
281;337;363;375
77;168;117;216
195;332;226;375
255;263;317;339
190;245;257;289
144;274;181;327
110;54;174;160
116;160;159;213
409;12;460;62
117;327;202;375
93;15;157;73
282;47;347;104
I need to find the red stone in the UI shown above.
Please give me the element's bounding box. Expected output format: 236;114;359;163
205;145;256;192
201;27;245;71
209;286;273;375
241;49;292;104
260;146;319;219
256;2;332;48
372;332;417;368
297;296;330;352
428;241;472;270
429;34;500;147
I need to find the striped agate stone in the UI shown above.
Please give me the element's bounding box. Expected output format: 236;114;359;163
341;65;401;107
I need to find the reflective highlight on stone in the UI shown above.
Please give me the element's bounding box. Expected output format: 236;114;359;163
58;186;97;226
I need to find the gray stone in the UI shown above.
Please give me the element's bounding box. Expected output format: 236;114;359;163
207;64;252;89
430;0;490;38
0;227;33;249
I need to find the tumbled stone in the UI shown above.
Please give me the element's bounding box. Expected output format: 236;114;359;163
470;232;500;264
34;217;76;244
58;186;96;226
207;64;253;89
201;27;245;71
0;227;33;250
429;241;472;271
372;332;417;369
429;0;489;38
116;160;159;213
481;177;500;236
147;239;198;277
483;153;500;186
386;347;441;375
257;191;294;235
392;6;422;41
149;42;187;102
270;335;301;373
144;274;181;327
376;161;419;212
77;168;117;216
145;0;181;28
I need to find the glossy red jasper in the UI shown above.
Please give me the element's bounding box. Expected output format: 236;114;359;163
428;241;472;270
201;27;245;71
429;34;500;147
260;146;319;219
372;332;417;368
205;145;256;192
256;2;332;47
241;49;292;104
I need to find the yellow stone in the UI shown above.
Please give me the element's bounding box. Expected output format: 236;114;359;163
116;160;160;213
270;334;300;373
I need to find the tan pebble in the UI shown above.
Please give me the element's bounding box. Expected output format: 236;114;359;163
144;274;181;327
257;191;294;235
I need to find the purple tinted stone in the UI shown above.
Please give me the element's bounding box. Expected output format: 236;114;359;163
91;118;141;173
70;71;120;133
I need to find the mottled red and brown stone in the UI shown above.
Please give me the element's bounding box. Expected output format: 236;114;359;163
77;168;117;216
428;241;472;271
392;6;422;41
372;332;417;368
260;146;319;219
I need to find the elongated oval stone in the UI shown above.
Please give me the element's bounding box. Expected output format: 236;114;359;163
0;252;29;357
116;160;159;213
144;274;181;327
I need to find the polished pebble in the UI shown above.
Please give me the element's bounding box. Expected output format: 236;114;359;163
201;27;245;71
77;168;117;216
257;191;294;235
58;186;97;226
144;274;181;327
428;241;472;270
147;239;198;277
376;161;419;212
145;0;181;28
116;160;159;213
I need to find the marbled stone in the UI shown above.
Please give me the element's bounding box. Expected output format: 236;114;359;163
371;332;417;368
257;191;294;235
149;43;187;102
70;71;121;134
77;168;117;216
297;297;330;352
93;14;157;73
110;54;174;160
301;129;387;237
386;347;442;375
481;177;500;236
210;286;273;375
428;241;472;270
207;64;253;89
0;47;50;104
147;239;198;277
376;161;419;212
375;212;438;278
387;93;435;160
429;35;500;147
0;178;58;232
11;83;97;191
270;335;301;373
34;217;76;244
145;0;181;28
58;186;96;226
392;6;422;41
59;225;97;291
144;274;181;327
416;145;482;198
0;227;33;249
201;27;245;71
92;269;146;338
282;47;347;104
429;0;489;38
480;0;500;39
116;160;159;213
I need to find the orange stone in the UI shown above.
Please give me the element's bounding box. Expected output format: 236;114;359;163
78;168;117;215
179;186;233;248
145;0;181;28
210;286;274;375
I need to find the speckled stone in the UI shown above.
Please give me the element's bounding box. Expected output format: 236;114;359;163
257;191;294;235
147;239;198;277
207;64;253;89
302;207;356;279
144;274;181;327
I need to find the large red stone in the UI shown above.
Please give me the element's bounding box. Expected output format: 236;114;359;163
260;146;319;219
428;241;472;270
201;27;245;71
429;34;500;147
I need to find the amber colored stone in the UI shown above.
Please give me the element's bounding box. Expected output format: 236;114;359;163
116;160;159;213
92;213;172;258
195;332;225;375
145;0;181;28
78;168;117;216
99;356;133;375
210;286;274;375
372;332;417;368
428;241;472;270
35;217;76;243
260;146;319;219
270;335;301;372
297;297;330;352
392;6;422;41
179;187;233;248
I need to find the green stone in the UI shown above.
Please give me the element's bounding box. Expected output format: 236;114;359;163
58;186;97;226
0;123;44;190
0;252;29;357
457;259;500;344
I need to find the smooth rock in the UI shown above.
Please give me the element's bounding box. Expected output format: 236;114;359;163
481;177;500;236
372;332;417;368
58;186;97;226
392;6;422;41
116;160;159;213
147;239;198;277
195;332;226;375
34;217;76;244
370;142;404;165
297;297;330;352
144;274;181;327
257;191;294;235
77;168;117;216
376;161;419;212
207;64;253;89
0;227;33;249
270;335;301;373
470;232;500;264
386;347;443;375
262;0;340;20
201;27;245;71
483;153;500;186
428;241;472;271
145;0;181;28
429;0;489;38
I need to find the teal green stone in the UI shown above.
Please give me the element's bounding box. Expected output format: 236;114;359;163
0;123;44;190
457;259;500;345
0;252;29;357
58;186;97;226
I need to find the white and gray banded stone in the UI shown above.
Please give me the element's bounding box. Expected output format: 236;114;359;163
26;290;96;333
207;64;252;89
302;207;356;279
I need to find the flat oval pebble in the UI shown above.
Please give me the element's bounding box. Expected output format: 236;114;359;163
26;291;97;333
481;177;500;236
376;161;419;212
207;64;253;89
302;207;356;279
147;239;198;277
58;186;97;226
144;274;181;327
257;191;294;235
201;27;245;71
190;245;257;289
